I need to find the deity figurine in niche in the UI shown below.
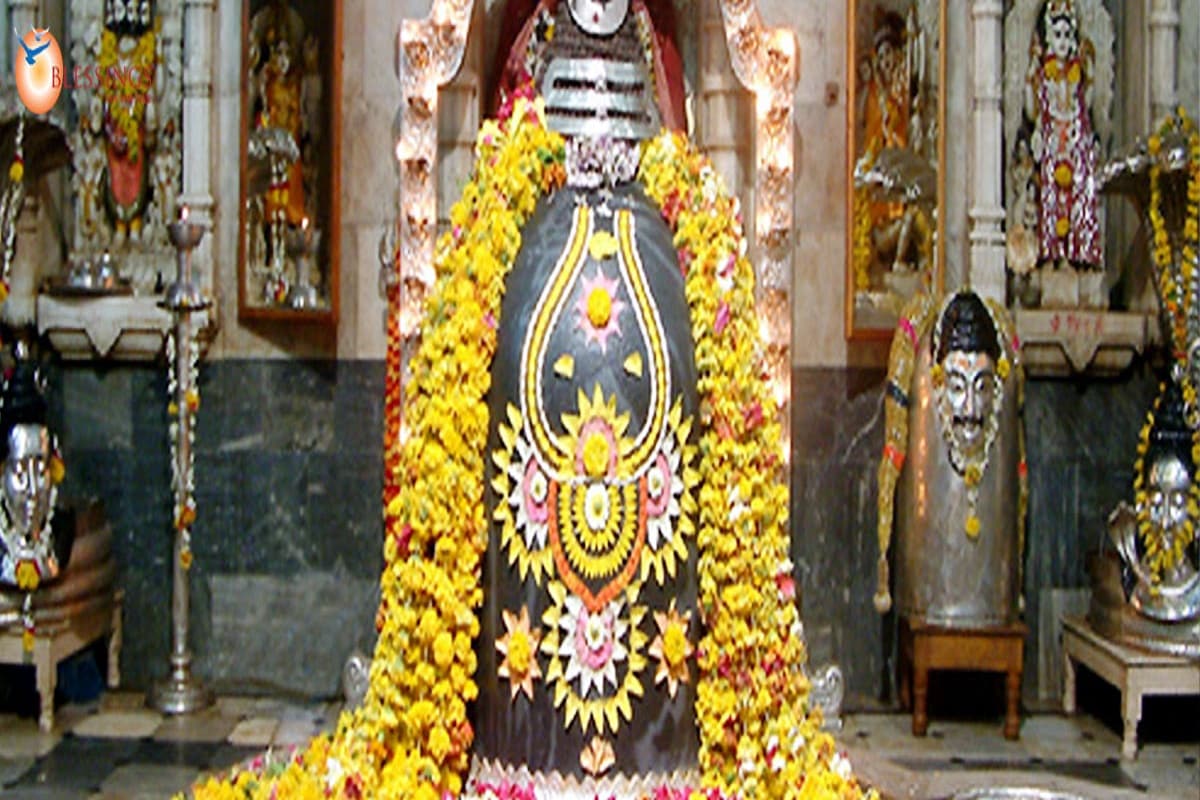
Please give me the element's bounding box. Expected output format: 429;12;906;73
69;0;182;288
875;291;1026;628
99;0;158;245
244;0;321;306
1021;0;1102;272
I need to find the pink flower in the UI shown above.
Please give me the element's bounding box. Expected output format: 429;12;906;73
714;302;731;335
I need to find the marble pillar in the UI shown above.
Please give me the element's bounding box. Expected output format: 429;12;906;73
968;0;1006;303
182;0;216;293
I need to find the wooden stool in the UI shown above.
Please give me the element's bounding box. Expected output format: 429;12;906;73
898;616;1027;740
0;590;123;731
1062;615;1200;760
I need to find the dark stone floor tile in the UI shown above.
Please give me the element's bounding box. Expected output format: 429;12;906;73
126;737;222;769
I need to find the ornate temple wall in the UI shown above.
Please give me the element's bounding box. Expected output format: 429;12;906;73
29;0;1200;704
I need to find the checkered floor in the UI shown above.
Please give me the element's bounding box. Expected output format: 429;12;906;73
0;693;339;799
0;693;1196;799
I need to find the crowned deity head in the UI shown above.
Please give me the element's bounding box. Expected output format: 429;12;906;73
872;11;907;97
934;293;1003;467
1042;0;1080;62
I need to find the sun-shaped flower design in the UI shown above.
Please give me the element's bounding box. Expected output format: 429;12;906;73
560;385;635;480
558;594;628;699
507;432;550;550
645;435;684;550
497;606;542;701
648;601;692;699
575;270;626;353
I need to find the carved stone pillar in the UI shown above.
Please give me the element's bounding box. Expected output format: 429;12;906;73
181;0;216;291
968;0;1006;303
1149;0;1180;119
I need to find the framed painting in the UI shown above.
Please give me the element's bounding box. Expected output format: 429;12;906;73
846;0;945;339
238;0;341;323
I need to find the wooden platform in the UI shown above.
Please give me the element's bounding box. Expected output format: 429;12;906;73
898;616;1027;740
1062;615;1200;760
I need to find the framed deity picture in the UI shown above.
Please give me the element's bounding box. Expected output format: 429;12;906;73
845;0;945;340
237;0;341;323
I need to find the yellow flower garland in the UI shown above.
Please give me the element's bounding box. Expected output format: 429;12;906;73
1135;107;1200;582
192;101;870;800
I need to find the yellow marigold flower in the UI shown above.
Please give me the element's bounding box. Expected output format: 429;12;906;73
1055;216;1071;238
582;432;610;477
965;514;982;538
506;628;531;676
433;630;454;668
1054;162;1073;187
964;464;982;487
930;363;944;387
49;455;65;485
586;287;612;327
185;389;200;412
180;548;193;571
1067;62;1081;84
15;560;39;591
1044;58;1060;79
996;357;1011;380
8;160;23;183
663;621;689;668
1148;135;1162;156
22;628;34;652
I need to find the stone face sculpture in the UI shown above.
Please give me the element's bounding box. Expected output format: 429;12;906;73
875;290;1027;626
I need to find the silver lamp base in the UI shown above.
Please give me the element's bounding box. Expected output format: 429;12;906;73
148;675;213;715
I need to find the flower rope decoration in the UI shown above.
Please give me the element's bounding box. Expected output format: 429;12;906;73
191;101;871;800
874;292;935;613
0;112;26;304
165;331;200;571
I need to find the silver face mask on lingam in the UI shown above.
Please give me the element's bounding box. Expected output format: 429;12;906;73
941;350;998;461
567;0;630;37
0;423;59;586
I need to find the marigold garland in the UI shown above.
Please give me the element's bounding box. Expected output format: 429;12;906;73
1135;106;1200;583
191;99;871;800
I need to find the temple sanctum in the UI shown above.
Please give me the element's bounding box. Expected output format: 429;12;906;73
0;1;1197;799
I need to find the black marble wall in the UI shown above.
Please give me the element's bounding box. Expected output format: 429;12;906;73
46;358;1157;704
47;360;384;695
789;366;1158;708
